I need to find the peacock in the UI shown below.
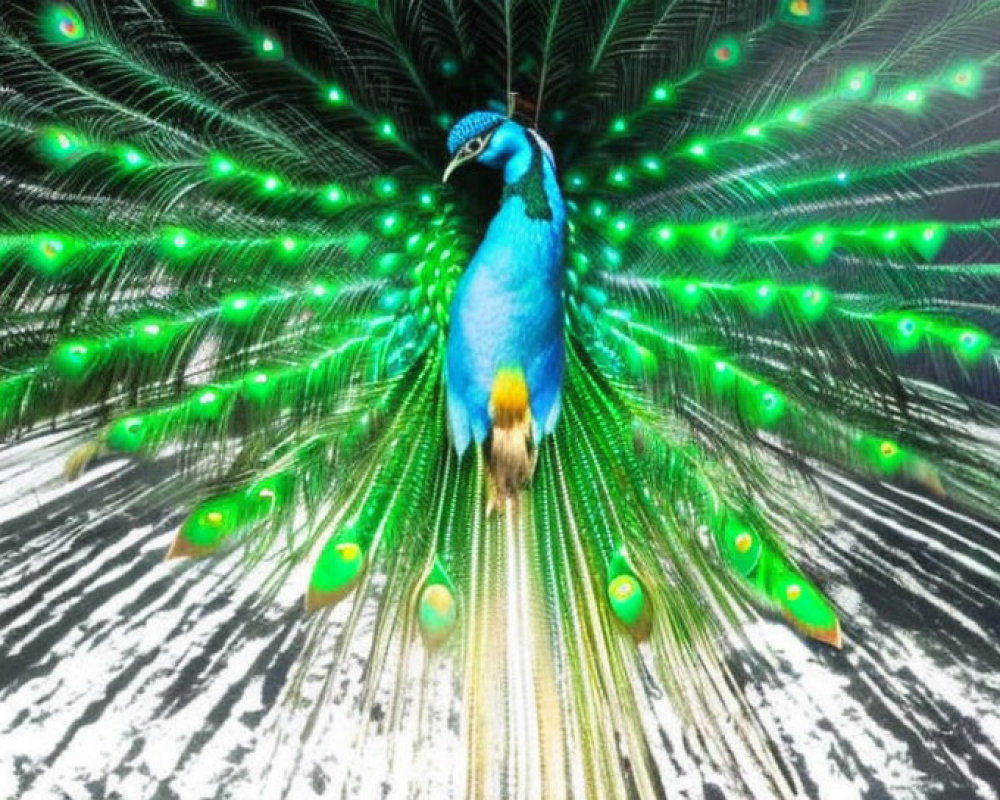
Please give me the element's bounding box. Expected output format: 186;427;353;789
2;0;1000;796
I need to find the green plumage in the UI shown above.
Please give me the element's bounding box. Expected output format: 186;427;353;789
2;0;1000;795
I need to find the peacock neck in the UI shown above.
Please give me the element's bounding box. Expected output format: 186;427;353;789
498;130;565;225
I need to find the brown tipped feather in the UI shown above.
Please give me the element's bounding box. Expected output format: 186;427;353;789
64;441;107;481
815;620;844;650
165;533;217;561
304;581;360;612
914;461;947;498
623;611;652;642
788;616;844;649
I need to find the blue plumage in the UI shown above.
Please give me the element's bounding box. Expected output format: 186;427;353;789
443;114;567;457
446;111;506;155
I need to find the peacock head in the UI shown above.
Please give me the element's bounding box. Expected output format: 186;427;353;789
443;111;521;182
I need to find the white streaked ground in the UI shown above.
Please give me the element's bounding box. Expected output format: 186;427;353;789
1;430;1000;799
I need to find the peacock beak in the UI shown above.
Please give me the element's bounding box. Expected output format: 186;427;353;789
442;139;484;182
442;154;470;183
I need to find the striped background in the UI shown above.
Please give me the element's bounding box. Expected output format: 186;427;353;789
2;428;999;799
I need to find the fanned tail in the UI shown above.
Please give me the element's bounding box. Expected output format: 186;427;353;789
3;0;1000;796
279;348;802;797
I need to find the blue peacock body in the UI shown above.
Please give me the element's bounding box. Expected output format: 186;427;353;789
444;112;566;499
2;0;1000;796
